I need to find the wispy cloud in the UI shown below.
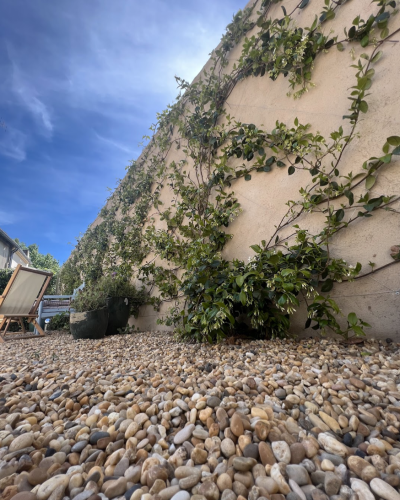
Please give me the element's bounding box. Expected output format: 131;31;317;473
94;132;135;155
0;126;26;161
0;210;18;225
8;46;53;136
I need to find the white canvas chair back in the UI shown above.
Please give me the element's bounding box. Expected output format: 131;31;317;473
0;269;46;315
0;265;53;342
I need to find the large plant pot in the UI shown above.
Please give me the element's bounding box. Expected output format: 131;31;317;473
106;297;130;336
70;308;108;340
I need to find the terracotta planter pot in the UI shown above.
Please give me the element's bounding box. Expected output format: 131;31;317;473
105;297;130;335
70;307;108;340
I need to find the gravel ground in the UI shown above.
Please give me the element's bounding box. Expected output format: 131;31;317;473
0;332;400;500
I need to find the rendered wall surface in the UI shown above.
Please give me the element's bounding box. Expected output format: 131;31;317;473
11;251;29;268
91;0;400;339
0;239;10;269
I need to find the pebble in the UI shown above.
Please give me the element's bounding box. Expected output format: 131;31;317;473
324;472;342;496
171;492;190;500
221;438;236;458
350;479;375;500
13;494;37;500
289;444;305;464
271;441;291;464
9;434;34;452
286;465;309;486
174;424;195;445
370;478;400;500
270;464;290;495
230;413;244;437
0;333;398;500
28;468;48;486
37;475;69;500
318;434;348;457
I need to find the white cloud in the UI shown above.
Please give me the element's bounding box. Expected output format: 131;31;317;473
8;47;53;136
63;1;238;116
24;95;53;133
0;126;27;161
0;210;18;225
94;132;136;155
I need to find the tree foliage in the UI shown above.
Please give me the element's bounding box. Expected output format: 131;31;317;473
15;239;60;294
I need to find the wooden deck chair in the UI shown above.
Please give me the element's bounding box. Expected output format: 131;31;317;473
0;265;53;343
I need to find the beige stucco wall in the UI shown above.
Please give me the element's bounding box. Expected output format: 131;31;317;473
11;250;30;268
93;0;400;339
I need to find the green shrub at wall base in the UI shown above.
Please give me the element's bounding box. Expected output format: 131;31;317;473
48;312;70;332
71;287;107;313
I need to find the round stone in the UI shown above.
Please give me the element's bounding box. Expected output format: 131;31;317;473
271;441;291;464
198;481;220;500
174;424;195;445
28;468;48;486
217;473;233;492
221;438;236;458
171;492;190;500
89;432;110;445
230;413;244;437
243;443;259;460
206;397;221;408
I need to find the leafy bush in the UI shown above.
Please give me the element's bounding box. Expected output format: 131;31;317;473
71;287;107;313
71;273;146;316
168;234;369;343
48;312;70;331
97;273;147;316
0;269;13;295
59;256;81;294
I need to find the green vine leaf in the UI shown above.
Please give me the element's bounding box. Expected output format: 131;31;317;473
359;101;368;113
380;154;392;163
321;279;333;292
387;136;400;146
365;175;376;190
347;312;358;326
236;276;245;287
250;244;262;253
335;209;345;222
344;191;354;205
299;0;310;9
371;51;383;63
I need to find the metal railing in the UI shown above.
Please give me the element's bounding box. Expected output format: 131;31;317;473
34;295;72;334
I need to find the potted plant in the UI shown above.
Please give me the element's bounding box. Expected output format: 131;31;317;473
98;273;146;336
70;287;108;340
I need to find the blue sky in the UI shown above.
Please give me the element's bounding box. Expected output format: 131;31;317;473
0;0;245;264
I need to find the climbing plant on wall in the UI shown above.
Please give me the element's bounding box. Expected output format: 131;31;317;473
61;0;400;342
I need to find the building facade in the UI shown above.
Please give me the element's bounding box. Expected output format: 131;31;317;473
0;229;31;269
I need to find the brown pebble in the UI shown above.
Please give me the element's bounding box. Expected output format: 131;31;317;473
27;469;48;486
